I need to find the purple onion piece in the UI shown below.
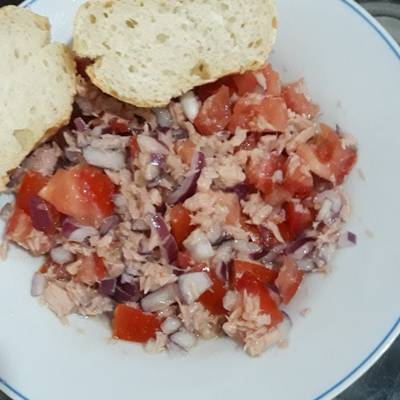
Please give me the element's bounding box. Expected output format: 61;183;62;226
74;117;87;132
150;153;166;167
167;151;205;205
284;237;314;255
99;215;120;236
61;218;79;238
172;128;189;141
281;310;293;326
148;214;178;263
28;196;57;234
250;246;270;261
226;183;251;200
99;278;117;297
112;280;141;303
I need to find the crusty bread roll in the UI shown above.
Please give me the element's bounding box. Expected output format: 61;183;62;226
0;6;76;191
73;0;277;107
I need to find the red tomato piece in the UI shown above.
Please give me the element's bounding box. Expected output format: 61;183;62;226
235;272;283;326
235;132;262;152
228;94;288;133
262;64;282;96
246;152;286;195
297;124;357;184
176;251;195;270
231;71;258;96
169;204;193;248
198;271;227;315
283;155;314;198
40;165;115;227
16;171;49;213
112;304;160;343
279;202;314;242
233;260;278;286
129;136;139;159
194;76;236;102
282;80;320;119
194;85;231;135
109;119;129;134
275;256;304;305
176;139;196;165
76;254;107;285
6;207;51;256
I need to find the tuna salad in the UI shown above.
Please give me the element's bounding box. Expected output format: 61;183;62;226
2;62;357;356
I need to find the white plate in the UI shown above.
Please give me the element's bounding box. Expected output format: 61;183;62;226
1;1;399;399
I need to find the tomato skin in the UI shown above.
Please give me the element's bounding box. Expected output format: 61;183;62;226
176;251;195;270
279;202;314;242
109;119;129;134
40;165;115;228
16;171;49;213
194;76;236;102
233;260;278;286
275;256;304;305
112;304;160;343
262;64;282;96
198;271;227;315
76;254;107;285
235;272;283;326
6;207;51;256
283;156;314;199
169;204;193;248
194;85;231;135
129;136;139;159
231;71;258;96
228;94;288;133
297;124;357;184
176;139;196;165
282;80;320;119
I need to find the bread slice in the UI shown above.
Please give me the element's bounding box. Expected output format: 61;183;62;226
0;6;76;191
73;0;277;107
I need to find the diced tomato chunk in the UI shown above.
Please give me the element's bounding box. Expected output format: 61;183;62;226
262;64;282;96
279;202;314;242
228;94;288;133
233;260;278;286
235;132;262;152
109;118;130;134
129;136;139;159
169;204;193;248
283;155;314;198
176;139;196;165
231;71;258;96
297;124;357;184
246;152;285;195
112;304;160;343
235;272;283;326
76;254;107;285
194;76;235;102
40;165;115;227
194;85;231;135
282;80;320;119
176;251;195;270
6;207;51;255
275;256;304;305
198;271;227;315
16;171;49;213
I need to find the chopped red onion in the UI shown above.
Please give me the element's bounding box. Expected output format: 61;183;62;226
141;284;178;312
150;153;166;167
284;237;314;256
161;317;182;335
170;329;197;350
178;272;212;304
338;231;357;248
226;183;251;200
137;135;169;155
82;147;126;170
113;280;141;303
148;214;178;263
99;278;117;297
180;91;200;122
154;108;173;128
183;230;214;261
28;196;58;234
73;117;88;132
277;312;292;342
167;151;205;205
31;272;47;297
172;128;189;141
50;247;74;265
99;215;120;236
